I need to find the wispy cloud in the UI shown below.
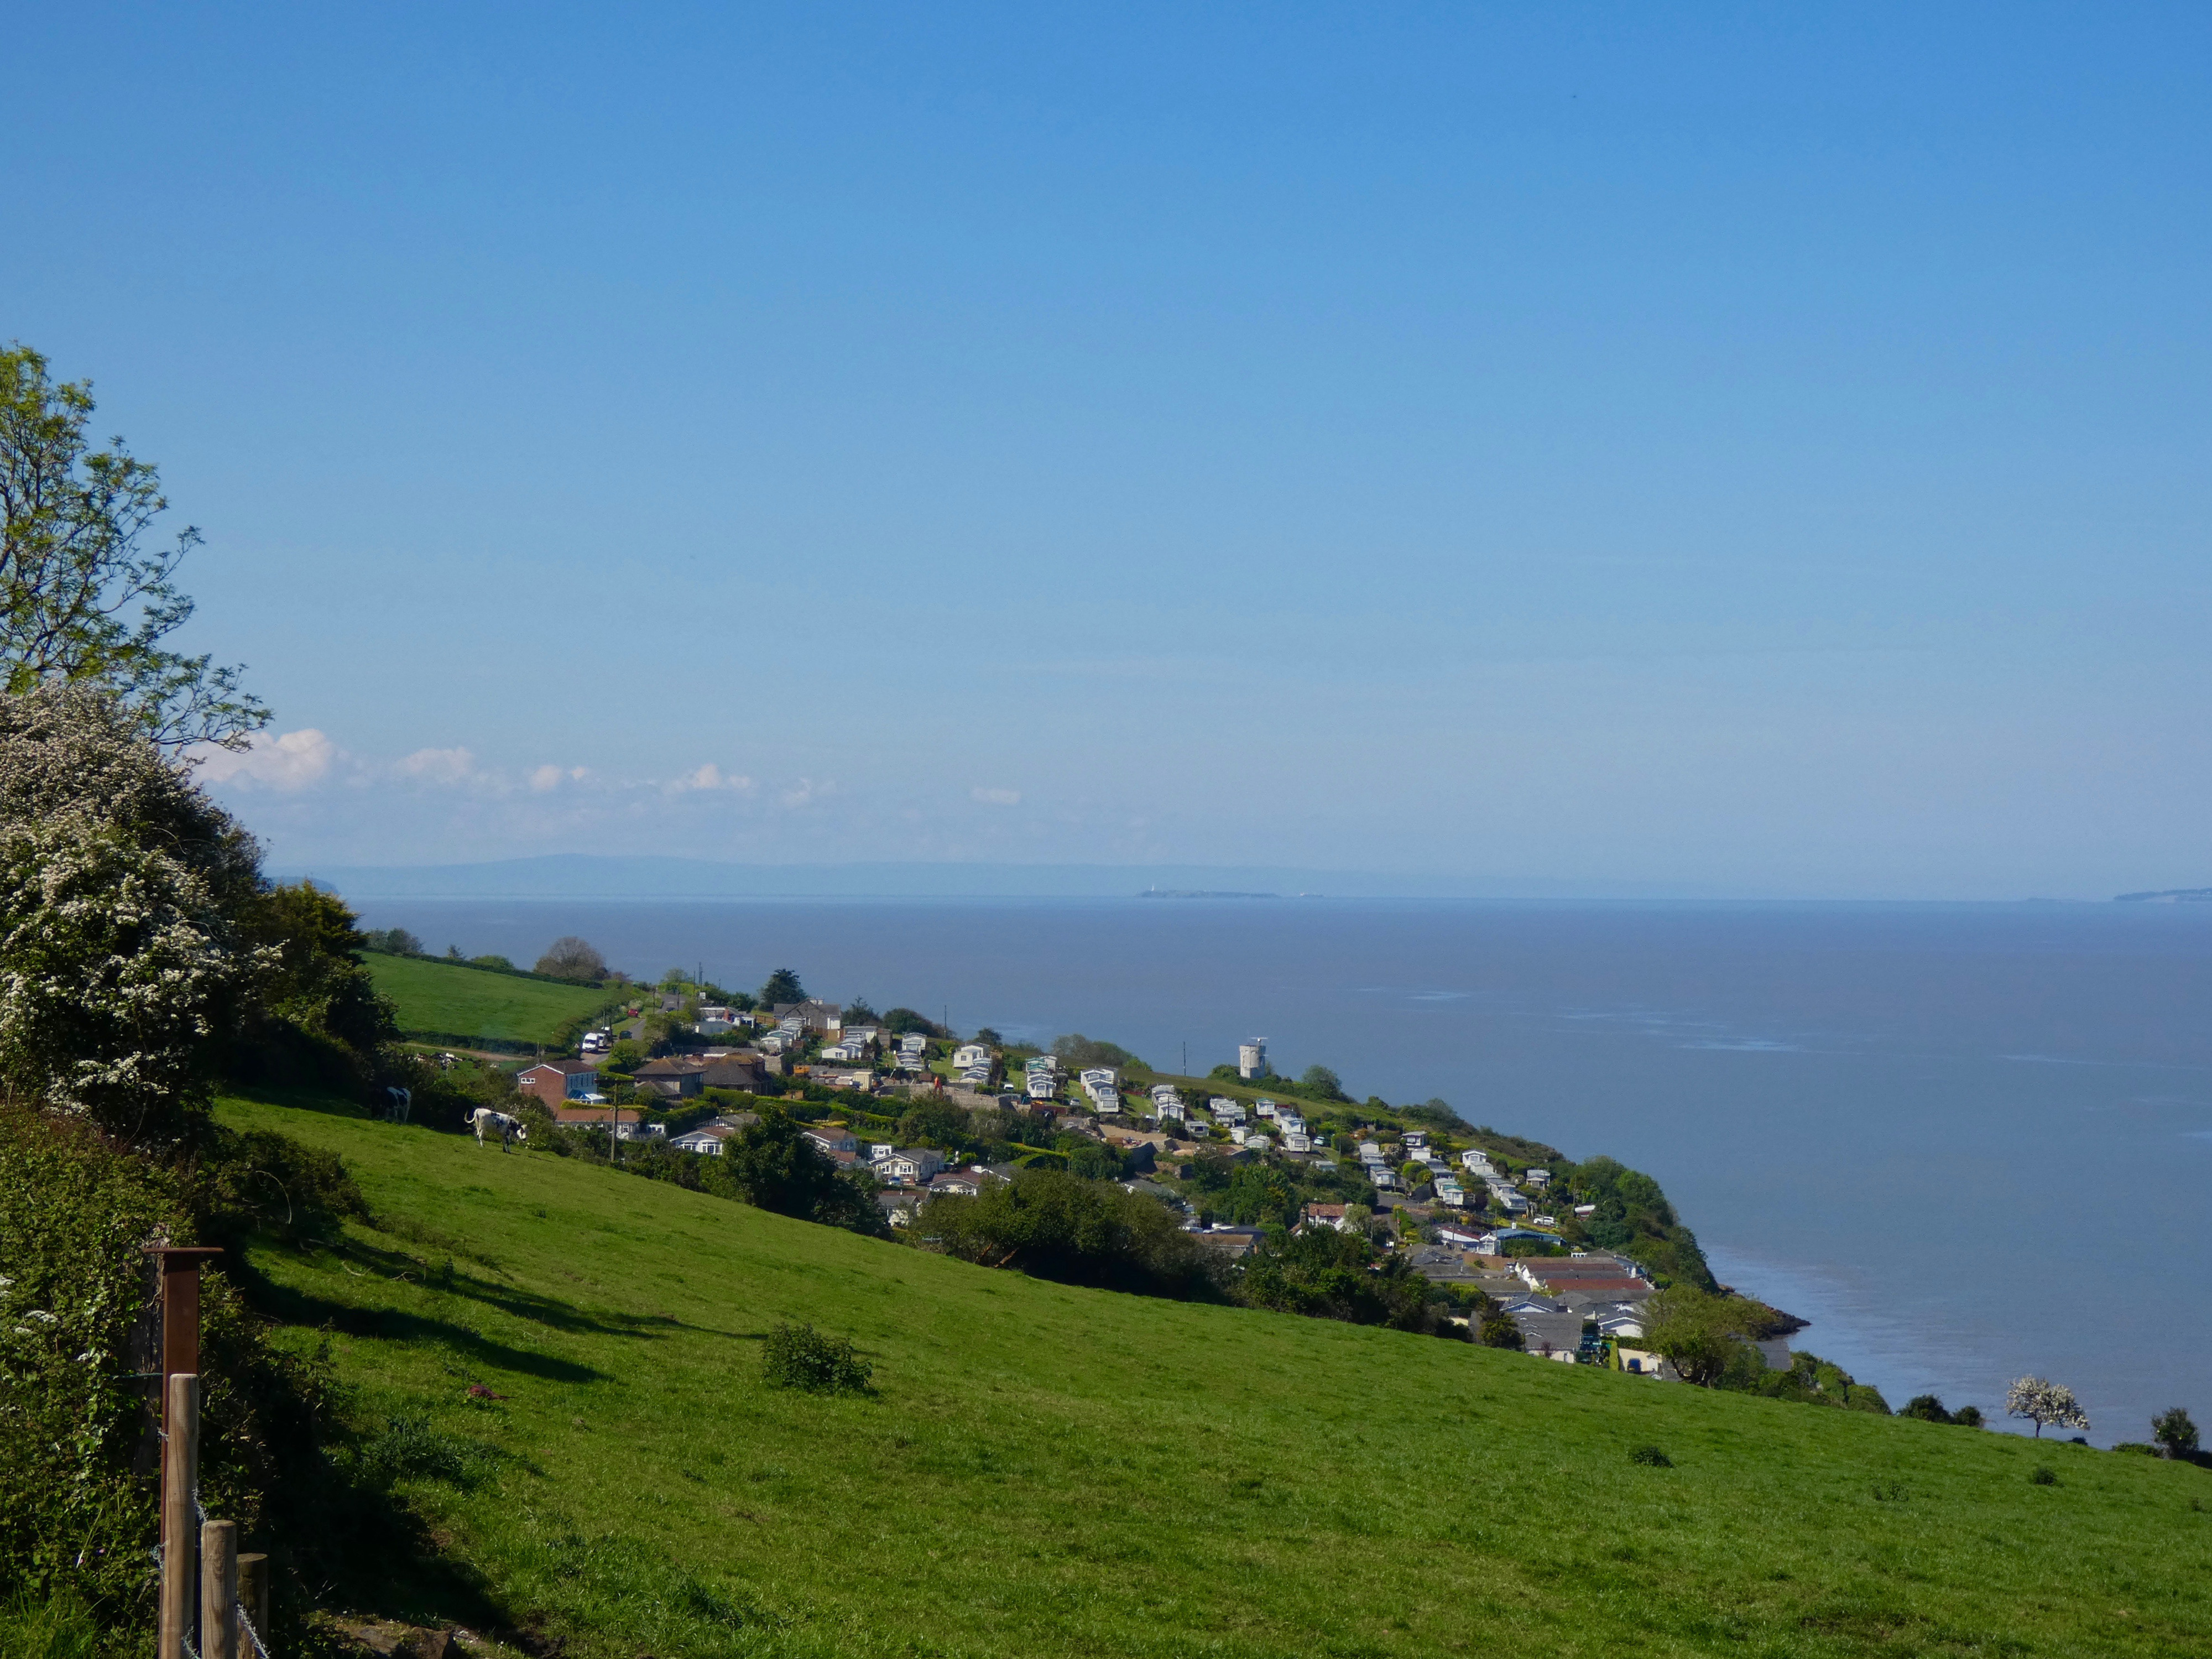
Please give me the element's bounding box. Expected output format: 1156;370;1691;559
530;764;592;792
669;763;755;794
780;777;833;809
971;786;1021;806
398;746;479;785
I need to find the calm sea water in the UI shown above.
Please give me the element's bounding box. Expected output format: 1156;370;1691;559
356;895;2212;1445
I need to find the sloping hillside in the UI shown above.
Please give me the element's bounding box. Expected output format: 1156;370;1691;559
218;1093;2212;1658
364;953;618;1048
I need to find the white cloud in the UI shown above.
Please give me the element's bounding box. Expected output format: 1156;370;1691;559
971;786;1022;806
530;764;592;792
669;762;754;794
399;747;477;785
780;776;833;809
190;729;339;791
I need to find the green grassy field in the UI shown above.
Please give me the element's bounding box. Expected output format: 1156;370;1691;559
218;1091;2212;1658
364;953;620;1047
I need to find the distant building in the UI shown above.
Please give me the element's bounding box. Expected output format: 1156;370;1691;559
1238;1040;1267;1080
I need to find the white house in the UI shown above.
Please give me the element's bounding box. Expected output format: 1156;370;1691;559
1283;1131;1312;1152
1254;1099;1278;1120
953;1044;991;1070
870;1147;946;1185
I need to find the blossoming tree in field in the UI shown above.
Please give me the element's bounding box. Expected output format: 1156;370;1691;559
2007;1376;2090;1438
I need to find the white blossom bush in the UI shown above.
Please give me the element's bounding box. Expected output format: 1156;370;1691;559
0;816;244;1142
0;687;261;1143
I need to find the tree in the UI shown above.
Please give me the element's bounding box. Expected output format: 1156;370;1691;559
2153;1406;2200;1460
896;1097;971;1150
760;967;805;1008
1901;1394;1954;1423
227;881;399;1088
535;937;607;981
360;926;422;956
1299;1065;1347;1100
0;345;267;749
2007;1376;2090;1438
1051;1032;1141;1071
1641;1287;1760;1388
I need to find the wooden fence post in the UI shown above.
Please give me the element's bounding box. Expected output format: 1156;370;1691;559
158;1374;200;1659
237;1553;269;1650
201;1520;238;1659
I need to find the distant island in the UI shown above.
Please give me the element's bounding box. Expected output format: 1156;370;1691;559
2115;887;2212;902
1138;888;1283;899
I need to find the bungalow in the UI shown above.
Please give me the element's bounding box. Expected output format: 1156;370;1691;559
699;1053;764;1091
1402;1130;1428;1151
952;1043;992;1070
551;1104;657;1141
926;1170;983;1198
803;1124;859;1156
517;1060;600;1106
635;1056;707;1099
1193;1226;1265;1260
773;999;844;1031
871;1147;946;1185
1301;1202;1352;1232
1282;1131;1312;1153
1511;1308;1585;1361
875;1191;922;1228
671;1123;737;1155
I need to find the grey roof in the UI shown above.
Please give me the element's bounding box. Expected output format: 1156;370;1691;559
1511;1310;1587;1354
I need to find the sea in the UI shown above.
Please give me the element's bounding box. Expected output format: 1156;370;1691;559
352;894;2212;1446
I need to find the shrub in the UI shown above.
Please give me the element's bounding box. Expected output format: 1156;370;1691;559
761;1322;873;1395
2030;1465;2057;1485
1630;1445;1673;1467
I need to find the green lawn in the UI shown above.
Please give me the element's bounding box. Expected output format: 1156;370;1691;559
365;953;620;1047
218;1091;2212;1659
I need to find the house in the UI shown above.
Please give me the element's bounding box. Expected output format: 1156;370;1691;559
1302;1202;1352;1232
1511;1308;1586;1361
926;1169;984;1198
875;1191;922;1228
1401;1131;1427;1151
670;1124;735;1155
952;1044;991;1070
1472;1227;1564;1256
803;1124;859;1155
1253;1098;1277;1119
870;1147;946;1185
1195;1225;1265;1260
1525;1168;1551;1190
517;1060;601;1105
699;1053;763;1091
773;1000;844;1031
1433;1180;1466;1206
1026;1073;1058;1100
1244;1131;1273;1152
1283;1131;1312;1153
635;1056;708;1099
551;1104;658;1141
696;1006;735;1025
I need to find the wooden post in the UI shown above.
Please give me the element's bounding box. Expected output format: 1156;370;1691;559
236;1554;269;1652
158;1374;200;1659
143;1245;223;1563
200;1520;238;1659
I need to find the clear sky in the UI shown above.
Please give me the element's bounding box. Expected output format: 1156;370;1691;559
7;4;2209;897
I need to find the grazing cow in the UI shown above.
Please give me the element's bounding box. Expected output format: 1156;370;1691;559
384;1086;412;1124
469;1107;524;1151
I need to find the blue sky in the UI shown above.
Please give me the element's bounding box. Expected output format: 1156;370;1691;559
7;4;2209;896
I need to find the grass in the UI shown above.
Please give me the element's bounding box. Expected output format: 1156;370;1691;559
217;1089;2212;1658
365;954;621;1047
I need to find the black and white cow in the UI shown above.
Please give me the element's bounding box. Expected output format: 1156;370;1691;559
469;1108;525;1150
